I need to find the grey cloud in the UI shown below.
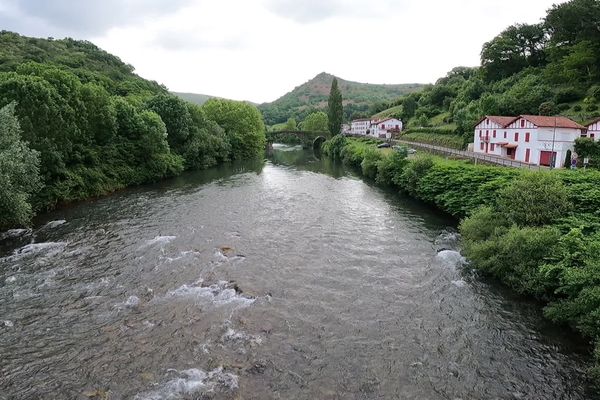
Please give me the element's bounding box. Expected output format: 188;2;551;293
0;0;195;37
265;0;404;23
153;30;246;51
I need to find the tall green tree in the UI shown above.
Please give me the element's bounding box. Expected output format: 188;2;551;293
0;103;42;228
327;78;343;135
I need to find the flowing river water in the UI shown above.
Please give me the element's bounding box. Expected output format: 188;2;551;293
0;144;597;399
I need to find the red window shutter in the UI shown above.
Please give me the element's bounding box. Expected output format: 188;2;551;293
525;132;530;142
515;132;519;141
491;143;495;151
525;148;530;162
480;142;484;150
521;119;525;128
504;132;507;139
493;130;496;138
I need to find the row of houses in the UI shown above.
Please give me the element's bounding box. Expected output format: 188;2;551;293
347;118;403;139
473;115;600;168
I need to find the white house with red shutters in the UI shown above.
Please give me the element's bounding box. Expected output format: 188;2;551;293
474;115;586;168
585;117;600;140
370;118;403;139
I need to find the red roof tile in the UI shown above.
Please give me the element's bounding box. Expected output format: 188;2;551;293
475;116;516;128
517;115;585;130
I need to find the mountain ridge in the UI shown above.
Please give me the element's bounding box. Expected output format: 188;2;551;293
259;72;424;125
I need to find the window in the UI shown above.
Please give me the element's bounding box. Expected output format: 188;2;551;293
480;142;484;150
504;131;507;139
514;132;519;141
592;133;596;139
493;130;496;138
490;143;495;151
525;132;530;142
479;131;482;138
525;148;530;163
520;119;525;128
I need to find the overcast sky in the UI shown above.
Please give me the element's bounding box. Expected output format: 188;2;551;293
0;0;565;103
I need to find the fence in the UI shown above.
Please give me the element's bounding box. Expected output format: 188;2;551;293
392;139;548;170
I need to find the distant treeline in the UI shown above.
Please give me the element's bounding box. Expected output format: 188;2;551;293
0;32;265;229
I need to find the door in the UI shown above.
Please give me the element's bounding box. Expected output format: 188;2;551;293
506;148;516;159
540;151;556;167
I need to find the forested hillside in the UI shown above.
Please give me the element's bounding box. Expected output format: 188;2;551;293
259;72;423;125
172;92;214;105
0;31;266;229
374;0;600;140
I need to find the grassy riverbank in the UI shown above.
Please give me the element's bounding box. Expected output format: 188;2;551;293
323;135;600;381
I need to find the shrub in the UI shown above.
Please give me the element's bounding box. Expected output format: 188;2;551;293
360;148;383;179
496;172;572;226
397;155;435;196
375;149;408;185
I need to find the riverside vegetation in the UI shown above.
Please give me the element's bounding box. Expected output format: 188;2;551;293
0;32;265;229
323;135;600;380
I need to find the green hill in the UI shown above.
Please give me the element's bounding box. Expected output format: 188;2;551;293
259;72;424;125
0;30;166;97
374;0;600;142
172;92;214;105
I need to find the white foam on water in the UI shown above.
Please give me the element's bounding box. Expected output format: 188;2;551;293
114;295;141;310
165;280;255;307
222;328;263;346
5;276;17;284
2;242;68;262
144;236;176;246
42;220;66;229
3;320;14;327
134;367;238;400
451;279;467;288
435;250;466;269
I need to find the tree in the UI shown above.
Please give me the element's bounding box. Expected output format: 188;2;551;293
327;78;343;135
300;111;328;132
202;99;266;160
0;103;42;228
146;94;193;154
481;23;547;81
284;117;297;131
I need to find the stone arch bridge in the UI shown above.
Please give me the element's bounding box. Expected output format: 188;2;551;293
266;130;330;149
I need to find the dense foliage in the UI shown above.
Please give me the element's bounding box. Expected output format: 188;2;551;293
324;136;600;379
399;132;465;150
0;33;266;229
259;72;423;125
0;103;42;228
327;78;343;136
300;111;328;132
373;0;599;142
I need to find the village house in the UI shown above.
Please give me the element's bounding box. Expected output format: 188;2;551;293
474;115;586;168
370;118;403;139
585;117;600;140
350;117;403;139
350;118;371;136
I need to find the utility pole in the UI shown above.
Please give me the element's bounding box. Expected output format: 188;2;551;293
550;116;557;169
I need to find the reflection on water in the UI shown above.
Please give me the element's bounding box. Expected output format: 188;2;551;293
0;144;597;399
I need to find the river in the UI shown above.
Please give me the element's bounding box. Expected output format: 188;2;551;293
0;144;596;399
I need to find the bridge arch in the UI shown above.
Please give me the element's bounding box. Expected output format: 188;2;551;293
313;136;326;150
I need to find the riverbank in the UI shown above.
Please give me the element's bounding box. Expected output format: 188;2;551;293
322;135;600;382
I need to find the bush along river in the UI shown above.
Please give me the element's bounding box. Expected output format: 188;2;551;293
0;143;597;399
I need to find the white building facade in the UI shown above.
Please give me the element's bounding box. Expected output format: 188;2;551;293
350;117;403;139
474;115;585;168
370;118;403;139
585;117;600;140
350;119;371;136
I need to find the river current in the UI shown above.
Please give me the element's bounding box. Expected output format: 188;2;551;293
0;144;596;399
